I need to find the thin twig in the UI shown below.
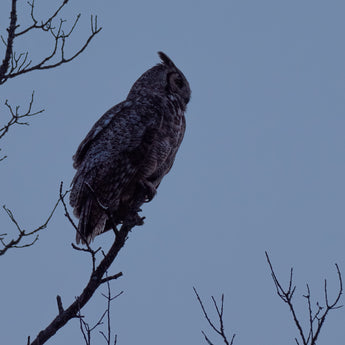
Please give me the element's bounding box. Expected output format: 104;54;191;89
0;91;44;140
0;0;102;85
59;182;101;272
28;220;133;345
100;272;123;284
56;295;64;314
194;287;235;345
0;192;64;256
77;272;122;345
266;251;343;345
265;251;306;343
15;0;70;37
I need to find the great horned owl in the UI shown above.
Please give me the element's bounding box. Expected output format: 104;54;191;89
70;52;191;244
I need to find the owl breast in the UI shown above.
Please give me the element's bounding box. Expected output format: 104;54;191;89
141;97;186;188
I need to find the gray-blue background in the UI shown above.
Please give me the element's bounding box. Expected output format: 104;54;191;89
1;1;344;344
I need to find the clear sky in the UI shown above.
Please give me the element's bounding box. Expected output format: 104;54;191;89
1;0;345;344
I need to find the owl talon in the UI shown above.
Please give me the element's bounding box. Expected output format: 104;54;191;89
124;213;145;228
139;180;157;202
137;216;145;226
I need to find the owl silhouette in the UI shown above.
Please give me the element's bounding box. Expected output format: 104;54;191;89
70;52;191;244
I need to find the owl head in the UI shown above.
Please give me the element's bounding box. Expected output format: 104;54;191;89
127;52;191;109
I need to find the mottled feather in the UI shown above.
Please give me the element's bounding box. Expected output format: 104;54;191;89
70;52;191;244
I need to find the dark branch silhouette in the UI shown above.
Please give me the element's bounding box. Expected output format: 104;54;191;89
78;273;122;345
0;191;65;256
0;0;102;84
27;185;134;345
1;0;102;258
0;91;44;139
0;0;102;158
194;287;235;345
266;251;343;345
0;0;17;82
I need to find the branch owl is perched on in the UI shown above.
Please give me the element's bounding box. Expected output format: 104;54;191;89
70;52;191;244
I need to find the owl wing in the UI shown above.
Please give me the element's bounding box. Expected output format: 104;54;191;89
70;101;160;243
72;101;133;169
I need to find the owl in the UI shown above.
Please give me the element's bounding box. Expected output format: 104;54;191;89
70;52;191;244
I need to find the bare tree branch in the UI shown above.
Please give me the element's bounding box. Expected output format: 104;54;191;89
15;0;70;37
265;251;343;345
100;273;123;285
0;1;101;156
194;287;235;345
27;209;134;345
0;190;65;256
0;148;7;161
56;295;64;314
78;307;108;345
0;91;44;140
77;274;122;345
59;181;104;273
99;275;122;345
0;0;17;81
0;0;102;85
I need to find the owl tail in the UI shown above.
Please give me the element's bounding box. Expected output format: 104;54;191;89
76;198;107;245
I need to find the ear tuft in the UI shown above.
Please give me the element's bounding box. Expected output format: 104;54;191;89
158;51;176;68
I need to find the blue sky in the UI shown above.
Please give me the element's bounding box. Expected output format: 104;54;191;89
1;1;345;344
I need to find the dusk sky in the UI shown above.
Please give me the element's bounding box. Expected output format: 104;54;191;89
1;1;345;344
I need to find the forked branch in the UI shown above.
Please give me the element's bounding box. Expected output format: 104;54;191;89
266;251;343;345
0;91;44;141
0;0;102;155
0;191;65;256
0;0;102;85
28;186;135;345
194;287;235;345
59;182;101;273
78;274;122;345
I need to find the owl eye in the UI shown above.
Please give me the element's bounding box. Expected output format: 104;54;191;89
174;76;184;89
167;72;186;94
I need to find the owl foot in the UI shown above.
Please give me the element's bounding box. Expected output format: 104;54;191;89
131;205;145;226
139;180;157;202
135;214;145;226
123;212;145;228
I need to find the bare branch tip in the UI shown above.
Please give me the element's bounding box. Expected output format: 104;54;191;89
56;295;64;314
